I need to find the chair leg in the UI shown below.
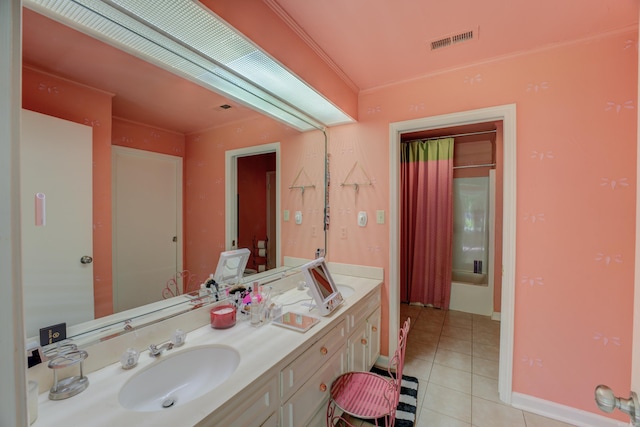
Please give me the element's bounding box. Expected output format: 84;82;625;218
326;399;357;427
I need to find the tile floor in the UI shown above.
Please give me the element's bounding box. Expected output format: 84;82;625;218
348;304;578;427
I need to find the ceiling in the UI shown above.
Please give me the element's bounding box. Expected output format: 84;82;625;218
22;0;638;134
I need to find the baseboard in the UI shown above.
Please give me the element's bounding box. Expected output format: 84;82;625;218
491;311;501;321
511;392;628;427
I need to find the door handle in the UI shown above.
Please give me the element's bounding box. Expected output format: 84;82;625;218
595;384;640;426
80;256;93;264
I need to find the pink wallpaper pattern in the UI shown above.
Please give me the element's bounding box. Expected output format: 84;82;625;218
316;31;636;417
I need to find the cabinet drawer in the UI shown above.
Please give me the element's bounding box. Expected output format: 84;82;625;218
281;320;345;401
281;342;346;427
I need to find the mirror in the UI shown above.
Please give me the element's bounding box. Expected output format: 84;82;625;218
21;4;327;343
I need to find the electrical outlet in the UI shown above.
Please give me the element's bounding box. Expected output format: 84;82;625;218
340;226;347;240
376;210;385;224
312;226;317;237
283;210;290;221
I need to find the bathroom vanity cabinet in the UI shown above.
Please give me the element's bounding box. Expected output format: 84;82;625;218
33;271;381;427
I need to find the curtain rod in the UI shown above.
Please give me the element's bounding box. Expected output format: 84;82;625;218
403;129;497;142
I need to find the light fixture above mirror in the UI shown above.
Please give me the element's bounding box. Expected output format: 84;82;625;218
24;0;354;132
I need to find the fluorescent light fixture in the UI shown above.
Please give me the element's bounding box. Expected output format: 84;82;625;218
24;0;355;131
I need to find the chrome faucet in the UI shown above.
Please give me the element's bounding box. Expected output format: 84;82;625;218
148;342;173;358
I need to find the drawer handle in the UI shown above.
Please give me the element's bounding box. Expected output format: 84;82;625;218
320;347;328;355
361;338;368;345
372;326;378;332
319;383;327;392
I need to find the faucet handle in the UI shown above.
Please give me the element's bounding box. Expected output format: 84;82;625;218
120;348;139;370
171;329;186;347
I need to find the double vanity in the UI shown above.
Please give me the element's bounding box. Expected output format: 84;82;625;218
29;265;382;427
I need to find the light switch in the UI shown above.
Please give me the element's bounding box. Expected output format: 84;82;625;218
295;211;302;225
283;210;290;221
358;211;368;227
376;210;385;224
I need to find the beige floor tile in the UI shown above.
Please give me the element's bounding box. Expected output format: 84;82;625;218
473;330;500;346
472;357;499;380
423;382;472;423
403;357;432;382
414;317;446;334
438;335;472;355
434;348;472;372
441;324;473;341
444;315;473;330
522;411;578;427
472;318;500;334
406;341;438;362
410;327;441;345
429;364;471;393
473;342;499;361
417;407;471;427
471;397;526;427
471;374;502;404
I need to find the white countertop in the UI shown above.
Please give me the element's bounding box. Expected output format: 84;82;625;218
33;273;381;426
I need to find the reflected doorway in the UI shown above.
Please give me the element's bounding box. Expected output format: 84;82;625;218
225;143;281;273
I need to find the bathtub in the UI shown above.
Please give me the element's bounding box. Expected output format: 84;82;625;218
450;270;493;315
451;270;488;285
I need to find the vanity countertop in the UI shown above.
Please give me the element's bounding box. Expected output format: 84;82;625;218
33;273;382;426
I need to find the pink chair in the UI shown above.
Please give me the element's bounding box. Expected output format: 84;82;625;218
326;317;411;427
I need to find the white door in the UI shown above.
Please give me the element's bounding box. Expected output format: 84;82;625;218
21;109;94;339
112;146;182;312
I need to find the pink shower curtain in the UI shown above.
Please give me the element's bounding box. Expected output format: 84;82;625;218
400;137;454;309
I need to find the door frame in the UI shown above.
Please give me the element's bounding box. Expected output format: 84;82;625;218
225;143;281;268
389;104;517;403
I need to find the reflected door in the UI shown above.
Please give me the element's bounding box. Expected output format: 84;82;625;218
112;146;182;312
21;109;94;338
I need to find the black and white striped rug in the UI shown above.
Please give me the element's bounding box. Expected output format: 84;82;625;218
364;366;419;427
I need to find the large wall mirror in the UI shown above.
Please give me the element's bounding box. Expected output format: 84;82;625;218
21;2;328;344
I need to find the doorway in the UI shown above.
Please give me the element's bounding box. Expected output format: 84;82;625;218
225;143;281;270
390;104;517;403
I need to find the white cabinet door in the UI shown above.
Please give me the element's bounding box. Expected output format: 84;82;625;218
367;307;381;367
214;375;278;427
348;321;368;372
281;344;346;427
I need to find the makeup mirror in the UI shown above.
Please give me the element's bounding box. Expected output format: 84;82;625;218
301;257;343;316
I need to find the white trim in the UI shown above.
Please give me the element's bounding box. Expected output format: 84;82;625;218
511;392;629;427
225;143;281;267
491;312;502;321
2;1;27;425
389;104;517;404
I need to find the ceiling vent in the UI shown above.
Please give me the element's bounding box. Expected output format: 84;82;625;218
430;28;477;51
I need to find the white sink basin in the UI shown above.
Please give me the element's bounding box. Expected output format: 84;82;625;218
337;284;355;297
118;345;240;412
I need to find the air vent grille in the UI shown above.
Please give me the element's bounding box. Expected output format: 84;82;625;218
430;28;476;51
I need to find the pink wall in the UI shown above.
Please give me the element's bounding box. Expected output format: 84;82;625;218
312;31;636;417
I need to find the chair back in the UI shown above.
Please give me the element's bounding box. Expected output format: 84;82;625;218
385;317;411;423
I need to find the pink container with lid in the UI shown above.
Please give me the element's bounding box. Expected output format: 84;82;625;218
210;304;237;329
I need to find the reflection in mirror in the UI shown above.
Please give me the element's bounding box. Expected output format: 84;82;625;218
20;3;327;344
